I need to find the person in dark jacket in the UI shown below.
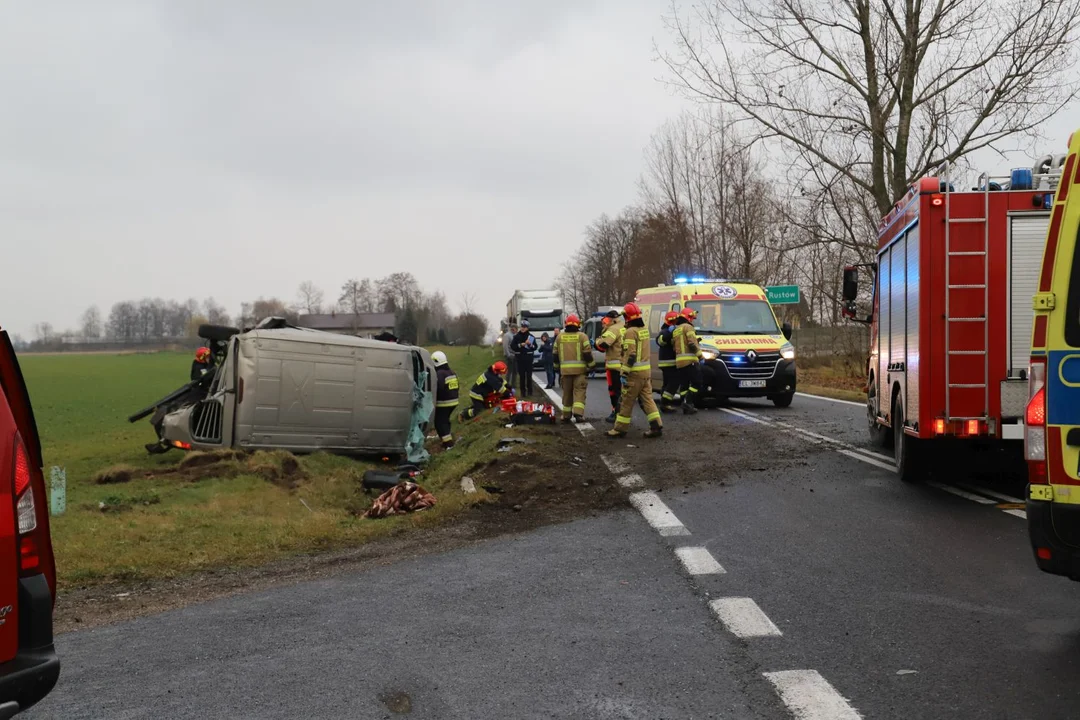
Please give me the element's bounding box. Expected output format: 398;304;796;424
539;333;555;389
431;351;459;449
459;361;512;422
657;311;679;412
509;320;537;397
190;346;215;382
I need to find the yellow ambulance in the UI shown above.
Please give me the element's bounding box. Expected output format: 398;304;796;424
633;278;796;406
1025;130;1080;580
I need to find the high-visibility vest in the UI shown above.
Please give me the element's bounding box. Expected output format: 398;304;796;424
621;326;652;373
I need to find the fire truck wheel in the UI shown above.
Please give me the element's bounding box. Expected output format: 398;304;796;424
892;396;924;483
867;382;890;447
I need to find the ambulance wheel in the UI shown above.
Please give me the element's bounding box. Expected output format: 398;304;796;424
867;382;890;447
771;391;794;408
892;397;924;483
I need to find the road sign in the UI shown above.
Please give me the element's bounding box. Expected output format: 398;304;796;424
765;285;800;305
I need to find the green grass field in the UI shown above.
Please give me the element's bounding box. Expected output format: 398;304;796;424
18;346;502;587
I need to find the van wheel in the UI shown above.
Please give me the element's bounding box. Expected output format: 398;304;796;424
892;397;924;483
772;391;794;408
198;324;240;342
867;382;890;447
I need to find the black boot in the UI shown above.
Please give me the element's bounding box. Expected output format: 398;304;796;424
643;421;663;438
682;402;698;415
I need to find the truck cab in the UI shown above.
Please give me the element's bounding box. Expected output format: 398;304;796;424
1024;130;1080;581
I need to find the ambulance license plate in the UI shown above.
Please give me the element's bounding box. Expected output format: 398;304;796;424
739;380;767;388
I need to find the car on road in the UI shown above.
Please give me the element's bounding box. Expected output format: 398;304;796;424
1025;129;1080;581
634;278;795;407
0;325;60;716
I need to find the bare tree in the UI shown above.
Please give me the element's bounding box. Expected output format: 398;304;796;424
662;0;1080;216
33;323;54;343
376;272;421;314
107;301;138;341
296;281;324;315
339;278;376;314
203;298;231;327
80;306;103;339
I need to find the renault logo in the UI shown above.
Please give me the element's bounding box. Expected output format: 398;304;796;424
746;350;757;363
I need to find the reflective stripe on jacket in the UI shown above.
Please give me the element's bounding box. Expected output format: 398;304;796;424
598;321;625;369
555;331;594;376
657;324;676;368
621;326;652;373
673;323;700;367
470;368;507;402
436;365;459;408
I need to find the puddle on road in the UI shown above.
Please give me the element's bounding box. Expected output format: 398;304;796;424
380;690;413;714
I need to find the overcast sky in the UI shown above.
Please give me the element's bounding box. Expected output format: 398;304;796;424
2;2;1077;342
0;1;686;339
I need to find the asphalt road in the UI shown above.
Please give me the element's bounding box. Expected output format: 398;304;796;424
29;376;1080;719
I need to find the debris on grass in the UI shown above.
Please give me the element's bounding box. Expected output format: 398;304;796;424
92;465;139;485
498;437;536;446
460;476;477;494
178;449;246;469
363;482;437;519
97;492;161;513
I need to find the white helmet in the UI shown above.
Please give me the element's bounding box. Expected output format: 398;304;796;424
431;351;448;367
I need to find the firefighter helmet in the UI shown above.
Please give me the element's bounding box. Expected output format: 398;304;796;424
681;308;698;321
492;361;508;375
565;314;581;327
623;303;642;320
195;347;211;363
431;351;448;367
664;310;678;324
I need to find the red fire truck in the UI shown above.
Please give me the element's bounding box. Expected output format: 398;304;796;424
843;156;1067;481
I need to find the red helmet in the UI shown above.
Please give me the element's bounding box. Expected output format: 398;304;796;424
492;361;508;375
623;302;642;320
195;347;211;362
664;311;678;324
565;314;581;327
681;308;697;321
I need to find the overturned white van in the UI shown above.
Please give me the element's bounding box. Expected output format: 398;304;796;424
161;324;435;462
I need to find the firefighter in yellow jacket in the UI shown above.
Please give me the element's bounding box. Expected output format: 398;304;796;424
673;307;701;415
607;303;663;439
553;314;595;423
594;310;626;423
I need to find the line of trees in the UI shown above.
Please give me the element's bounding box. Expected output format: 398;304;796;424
22;272;489;350
561;0;1080;327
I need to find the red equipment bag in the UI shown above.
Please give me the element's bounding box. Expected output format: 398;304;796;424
500;399;557;425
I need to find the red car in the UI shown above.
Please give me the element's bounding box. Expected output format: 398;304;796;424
0;327;59;716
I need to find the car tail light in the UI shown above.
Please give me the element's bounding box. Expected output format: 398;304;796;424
12;434;40;573
1026;358;1047;479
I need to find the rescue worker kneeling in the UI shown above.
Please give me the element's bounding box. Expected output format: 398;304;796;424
432;351;459;449
607;303;662;439
673;307;701;415
594;310;625;424
554;314;595;423
657;310;679;412
459;361;512;422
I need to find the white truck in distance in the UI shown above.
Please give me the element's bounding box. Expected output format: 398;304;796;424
506;290;564;364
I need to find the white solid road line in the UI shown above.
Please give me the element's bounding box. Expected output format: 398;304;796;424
953;482;1023;504
763;670;863;720
533;373;562;407
709;597;782;638
675;546;726;575
1004;508;1028;519
616;473;644;488
795;392;865;408
720;407;773;426
836;448;897;473
925;480;996;505
601;454;631;475
629;491;691;536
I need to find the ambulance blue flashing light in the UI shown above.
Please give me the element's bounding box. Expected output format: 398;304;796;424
673;276;689;284
730;356;744;364
691;276;707;283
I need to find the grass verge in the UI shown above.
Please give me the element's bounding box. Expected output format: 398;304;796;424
19;345;519;588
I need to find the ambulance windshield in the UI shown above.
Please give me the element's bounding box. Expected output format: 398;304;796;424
687;300;780;335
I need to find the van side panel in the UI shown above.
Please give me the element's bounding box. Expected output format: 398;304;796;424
233;334;413;454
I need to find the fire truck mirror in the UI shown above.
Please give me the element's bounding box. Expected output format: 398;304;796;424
842;267;859;302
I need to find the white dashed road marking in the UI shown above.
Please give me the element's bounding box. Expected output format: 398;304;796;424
836;448;897;473
628;491;690;536
601;454;631;475
763;669;863;720
709;597;782;638
675;546;726;575
616;473;644;488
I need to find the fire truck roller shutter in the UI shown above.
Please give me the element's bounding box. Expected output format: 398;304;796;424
905;225;920;424
889;234;908;425
1008;213;1051;375
878;250;891;422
